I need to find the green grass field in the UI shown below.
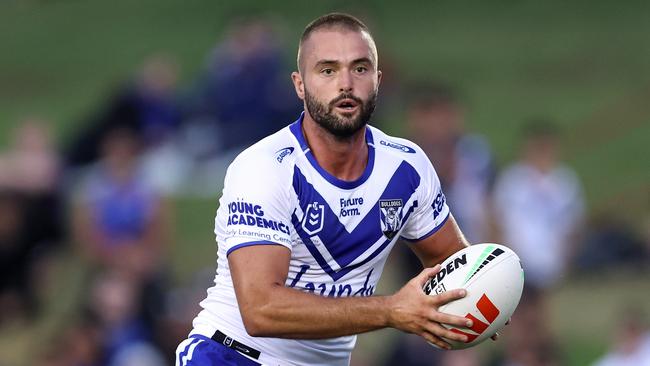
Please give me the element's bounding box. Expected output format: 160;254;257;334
1;1;649;365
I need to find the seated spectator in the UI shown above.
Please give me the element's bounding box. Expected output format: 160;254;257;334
194;17;300;152
178;17;301;196
0;120;64;250
72;127;170;281
0;120;64;324
65;55;181;169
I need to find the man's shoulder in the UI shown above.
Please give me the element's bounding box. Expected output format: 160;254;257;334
231;126;299;168
368;125;430;166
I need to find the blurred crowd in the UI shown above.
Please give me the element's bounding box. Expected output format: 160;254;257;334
1;16;648;366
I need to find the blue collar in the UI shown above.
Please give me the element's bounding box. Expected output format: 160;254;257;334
289;112;375;190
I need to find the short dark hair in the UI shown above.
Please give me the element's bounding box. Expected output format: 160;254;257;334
300;13;370;44
297;13;376;71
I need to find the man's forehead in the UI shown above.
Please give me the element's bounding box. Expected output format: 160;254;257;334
300;28;377;67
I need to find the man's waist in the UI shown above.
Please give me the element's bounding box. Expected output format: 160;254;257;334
190;321;355;366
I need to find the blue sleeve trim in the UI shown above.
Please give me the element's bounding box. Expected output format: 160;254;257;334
226;240;288;257
400;212;450;243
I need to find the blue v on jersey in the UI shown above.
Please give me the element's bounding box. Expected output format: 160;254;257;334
189;113;450;366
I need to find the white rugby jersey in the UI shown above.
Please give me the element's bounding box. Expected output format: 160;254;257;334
190;113;450;366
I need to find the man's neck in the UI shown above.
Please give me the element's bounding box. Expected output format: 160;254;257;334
301;112;369;182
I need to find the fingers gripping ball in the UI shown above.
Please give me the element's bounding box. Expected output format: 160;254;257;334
423;243;524;349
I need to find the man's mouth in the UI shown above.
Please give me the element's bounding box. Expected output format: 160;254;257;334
334;98;360;112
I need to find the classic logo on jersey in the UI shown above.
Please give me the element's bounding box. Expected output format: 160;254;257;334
379;140;416;153
379;199;403;239
275;147;294;163
302;201;325;235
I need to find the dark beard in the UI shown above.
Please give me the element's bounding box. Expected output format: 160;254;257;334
304;88;377;139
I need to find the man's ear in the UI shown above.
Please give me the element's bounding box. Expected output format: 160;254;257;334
377;69;383;87
291;71;305;100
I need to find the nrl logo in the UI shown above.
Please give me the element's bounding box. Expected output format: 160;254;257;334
302;201;324;235
379;199;403;239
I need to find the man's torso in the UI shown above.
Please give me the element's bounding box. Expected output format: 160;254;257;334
190;114;449;366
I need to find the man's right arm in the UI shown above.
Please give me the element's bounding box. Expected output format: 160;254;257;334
228;244;473;350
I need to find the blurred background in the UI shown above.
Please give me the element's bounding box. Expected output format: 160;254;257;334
1;1;649;365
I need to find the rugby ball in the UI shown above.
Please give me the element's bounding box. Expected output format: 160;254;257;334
422;243;524;350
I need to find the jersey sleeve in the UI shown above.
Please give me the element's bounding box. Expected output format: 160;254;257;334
215;153;294;256
399;156;450;242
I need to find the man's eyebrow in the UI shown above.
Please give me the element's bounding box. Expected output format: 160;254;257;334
314;59;340;68
313;57;374;70
351;57;373;65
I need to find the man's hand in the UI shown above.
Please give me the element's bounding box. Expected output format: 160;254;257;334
386;265;474;350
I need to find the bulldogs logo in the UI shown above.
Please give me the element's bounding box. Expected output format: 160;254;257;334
379;199;403;239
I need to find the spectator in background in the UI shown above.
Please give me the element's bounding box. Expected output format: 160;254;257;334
71;126;173;364
72;126;170;281
197;17;299;151
0;120;64;250
180;17;301;194
406;83;495;245
132;55;182;148
494;119;584;366
592;307;650;366
65;55;181;171
90;270;166;366
494;119;585;290
38;270;168;366
0;120;61;194
0;120;64;324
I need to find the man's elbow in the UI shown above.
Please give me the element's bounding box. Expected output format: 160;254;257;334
236;282;287;337
240;307;276;337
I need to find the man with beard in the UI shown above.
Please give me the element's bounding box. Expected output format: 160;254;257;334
176;13;476;366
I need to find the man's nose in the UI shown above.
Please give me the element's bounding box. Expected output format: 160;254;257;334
338;70;353;93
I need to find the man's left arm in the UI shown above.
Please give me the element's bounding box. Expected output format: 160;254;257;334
406;214;469;268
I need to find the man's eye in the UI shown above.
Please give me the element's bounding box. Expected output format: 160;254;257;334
321;68;334;75
355;66;367;73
